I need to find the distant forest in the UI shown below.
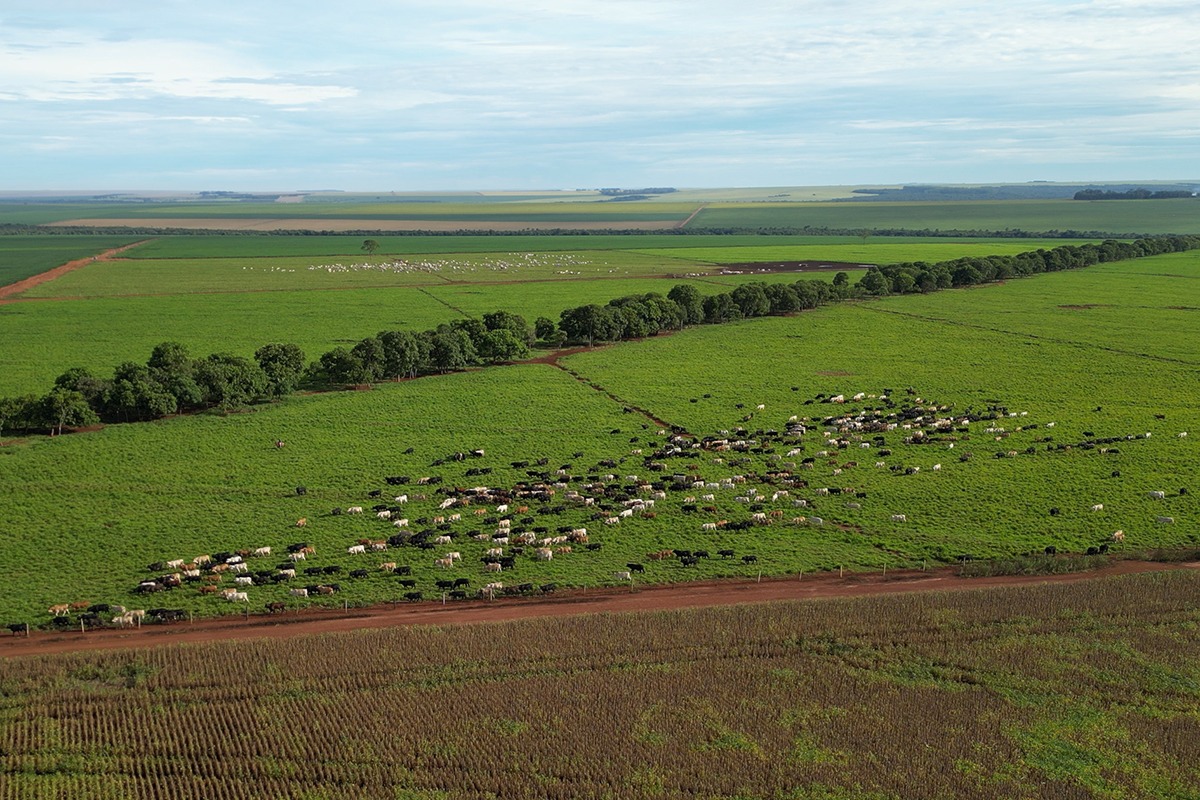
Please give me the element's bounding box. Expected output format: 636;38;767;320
850;183;1197;201
1072;188;1195;201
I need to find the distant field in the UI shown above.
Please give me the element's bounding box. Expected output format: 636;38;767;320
691;199;1200;235
0;236;140;288
631;240;1079;266
118;233;931;259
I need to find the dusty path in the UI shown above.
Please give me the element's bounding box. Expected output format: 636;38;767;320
3;559;1194;659
0;241;152;302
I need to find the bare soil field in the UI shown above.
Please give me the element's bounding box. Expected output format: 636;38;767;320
46;218;683;232
3;559;1194;659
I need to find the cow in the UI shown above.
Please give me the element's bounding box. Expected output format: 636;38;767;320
228;592;249;603
347;506;364;515
48;604;71;617
1091;504;1104;512
1112;530;1125;541
614;571;632;582
1156;516;1175;524
891;514;907;522
266;601;286;614
1148;491;1166;500
348;544;367;555
296;518;307;527
253;546;271;557
486;562;503;573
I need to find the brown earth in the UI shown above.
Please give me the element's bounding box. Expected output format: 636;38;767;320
46;218;682;232
0;241;151;301
3;559;1195;659
717;260;873;274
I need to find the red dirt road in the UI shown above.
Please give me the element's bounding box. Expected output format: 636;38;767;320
3;559;1194;659
0;241;151;302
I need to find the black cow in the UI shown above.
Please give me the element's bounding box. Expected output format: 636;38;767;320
404;591;423;602
626;563;645;573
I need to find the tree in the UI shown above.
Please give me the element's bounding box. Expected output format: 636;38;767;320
479;329;529;363
702;293;743;324
316;347;368;386
667;284;705;326
764;284;800;313
147;342;204;410
482;310;534;346
194;354;268;410
34;388;99;436
361;239;380;255
103;362;177;422
833;271;849;287
534;316;558;344
376;330;421;379
427;329;474;373
858;269;890;296
731;283;771;318
560;304;623;346
0;395;38;435
255;343;306;397
351;337;387;382
54;367;108;411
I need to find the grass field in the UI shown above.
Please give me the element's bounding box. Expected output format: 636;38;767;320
1;248;1197;623
0;236;141;289
2;572;1198;799
691;199;1200;235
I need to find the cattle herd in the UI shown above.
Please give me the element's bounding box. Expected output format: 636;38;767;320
15;387;1189;635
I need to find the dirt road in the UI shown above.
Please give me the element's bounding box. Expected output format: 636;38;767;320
0;241;151;302
4;559;1193;659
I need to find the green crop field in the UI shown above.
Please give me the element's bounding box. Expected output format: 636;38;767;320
3;573;1198;798
0;236;141;288
691;199;1200;235
1;248;1197;624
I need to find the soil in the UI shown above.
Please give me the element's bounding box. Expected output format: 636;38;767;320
717;260;872;274
3;559;1194;659
0;241;151;302
45;219;683;232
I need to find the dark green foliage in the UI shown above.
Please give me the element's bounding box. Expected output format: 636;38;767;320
254;342;306;397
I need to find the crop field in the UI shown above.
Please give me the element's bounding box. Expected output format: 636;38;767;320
0;236;140;288
1;251;1198;624
2;572;1198;799
692;199;1200;235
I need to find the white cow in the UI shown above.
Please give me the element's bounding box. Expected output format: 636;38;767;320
348;544;367;555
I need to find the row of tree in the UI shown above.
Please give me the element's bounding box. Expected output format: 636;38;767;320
3;237;1196;436
0;343;305;436
856;237;1200;296
1074;189;1195;201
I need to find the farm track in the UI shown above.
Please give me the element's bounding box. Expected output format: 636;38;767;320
3;559;1195;659
414;286;471;317
545;356;684;434
860;304;1200;366
0;240;153;301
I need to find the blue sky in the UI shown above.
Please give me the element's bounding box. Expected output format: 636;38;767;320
2;1;1198;190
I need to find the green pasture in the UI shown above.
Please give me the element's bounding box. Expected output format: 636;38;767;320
16;251;707;299
0;288;458;395
631;239;1083;267
1;250;1198;622
0;236;140;288
122;233;1055;260
691;199;1200;235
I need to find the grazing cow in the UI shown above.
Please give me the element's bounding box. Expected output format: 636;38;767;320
253;546;271;557
435;557;454;569
718;549;735;559
1090;504;1103;512
48;603;71;617
234;576;253;586
228;592;249;603
288;551;306;562
296;518;307;527
535;548;553;561
1156;516;1175;524
1148;491;1166;500
741;555;758;564
1112;530;1125;541
380;562;397;572
393;518;409;528
614;571;632;582
891;514;907;522
348;544;367;555
486;562;503;573
404;592;423;602
376;510;392;520
627;563;645;573
347;506;363;515
266;601;286;614
7;622;29;636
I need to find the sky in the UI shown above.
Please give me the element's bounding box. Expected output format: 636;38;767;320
2;1;1198;191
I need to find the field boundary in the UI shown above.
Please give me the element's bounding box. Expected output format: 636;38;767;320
859;304;1200;366
3;559;1195;658
0;240;153;300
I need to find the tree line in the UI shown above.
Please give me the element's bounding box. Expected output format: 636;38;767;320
1073;189;1195;201
1;237;1196;436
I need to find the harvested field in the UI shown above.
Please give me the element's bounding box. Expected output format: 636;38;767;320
46;217;684;232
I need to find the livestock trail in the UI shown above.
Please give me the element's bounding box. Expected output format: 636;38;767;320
0;240;153;301
541;351;685;435
2;559;1195;659
860;305;1200;367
